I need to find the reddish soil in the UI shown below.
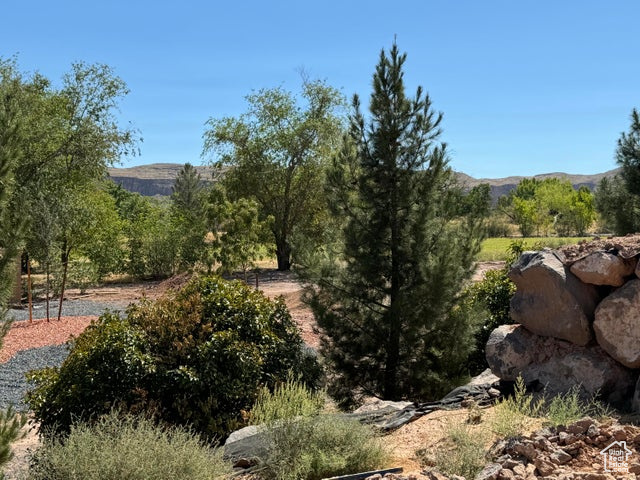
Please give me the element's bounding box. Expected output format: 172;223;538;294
0;316;96;364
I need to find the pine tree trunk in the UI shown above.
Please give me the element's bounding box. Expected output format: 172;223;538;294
384;197;402;400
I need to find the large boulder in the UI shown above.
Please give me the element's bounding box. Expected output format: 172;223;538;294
486;324;539;381
594;279;640;368
486;324;635;405
509;250;600;346
570;251;636;287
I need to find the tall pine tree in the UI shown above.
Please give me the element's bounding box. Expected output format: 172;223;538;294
304;44;488;403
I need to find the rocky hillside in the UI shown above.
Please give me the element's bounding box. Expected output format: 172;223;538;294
107;163;214;196
456;169;620;203
107;163;620;200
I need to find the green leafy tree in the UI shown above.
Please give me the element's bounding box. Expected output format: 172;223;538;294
203;79;345;270
0;57;33;473
303;44;489;403
500;178;595;236
208;187;270;278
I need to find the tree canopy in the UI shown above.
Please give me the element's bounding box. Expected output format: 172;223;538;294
498;177;595;236
203;79;346;270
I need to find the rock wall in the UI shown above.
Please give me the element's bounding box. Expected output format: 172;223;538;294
486;235;640;409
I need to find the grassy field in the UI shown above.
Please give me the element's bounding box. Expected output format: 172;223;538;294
477;237;591;262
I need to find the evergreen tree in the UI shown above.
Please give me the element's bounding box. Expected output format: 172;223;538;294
171;163;208;269
595;109;640;234
303;44;488;403
0;58;29;470
171;163;203;214
617;108;640;196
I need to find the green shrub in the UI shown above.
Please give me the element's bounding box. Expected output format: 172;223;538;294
546;386;611;427
466;267;516;375
261;416;388;480
428;422;488;479
491;376;544;438
27;276;322;440
251;378;388;480
250;375;325;425
0;406;27;472
27;312;154;434
27;411;230;480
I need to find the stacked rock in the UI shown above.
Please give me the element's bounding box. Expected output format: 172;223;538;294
485;235;640;409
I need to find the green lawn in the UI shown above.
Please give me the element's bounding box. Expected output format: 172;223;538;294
477;237;590;262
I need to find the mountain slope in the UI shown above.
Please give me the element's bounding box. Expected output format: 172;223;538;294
108;163;620;200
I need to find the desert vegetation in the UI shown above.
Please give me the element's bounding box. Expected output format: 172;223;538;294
0;38;639;479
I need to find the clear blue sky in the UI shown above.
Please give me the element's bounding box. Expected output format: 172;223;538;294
2;0;638;178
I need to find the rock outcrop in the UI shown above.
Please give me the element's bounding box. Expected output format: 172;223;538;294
593;279;640;368
570;251;636;286
487;235;640;411
509;250;600;346
486;325;634;404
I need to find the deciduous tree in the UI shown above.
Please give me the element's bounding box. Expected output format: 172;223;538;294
203;79;345;270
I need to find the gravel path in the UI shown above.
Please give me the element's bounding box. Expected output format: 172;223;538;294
0;299;130;411
8;299;127;322
0;344;69;410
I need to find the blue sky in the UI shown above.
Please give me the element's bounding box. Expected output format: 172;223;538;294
2;1;638;178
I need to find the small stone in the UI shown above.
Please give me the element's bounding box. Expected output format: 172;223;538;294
422;470;449;480
534;456;556;476
611;426;627;441
630;462;640;474
525;463;537;475
503;458;524;469
549;449;572;465
533;435;554;451
489;387;501;397
559;431;581;445
512;464;526;476
594;435;608;445
582;474;614;480
586;425;600;437
475;463;502;480
497;468;516;480
515;442;538;461
365;475;382;480
566;417;595;435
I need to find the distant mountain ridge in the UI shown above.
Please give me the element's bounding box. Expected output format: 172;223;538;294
107;163;621;200
108;163;215;197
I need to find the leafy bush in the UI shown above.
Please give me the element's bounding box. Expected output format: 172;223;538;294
27;276;321;440
466;267;516;375
28;411;230;480
250;375;325;425
261;416;388;480
250;378;388;480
